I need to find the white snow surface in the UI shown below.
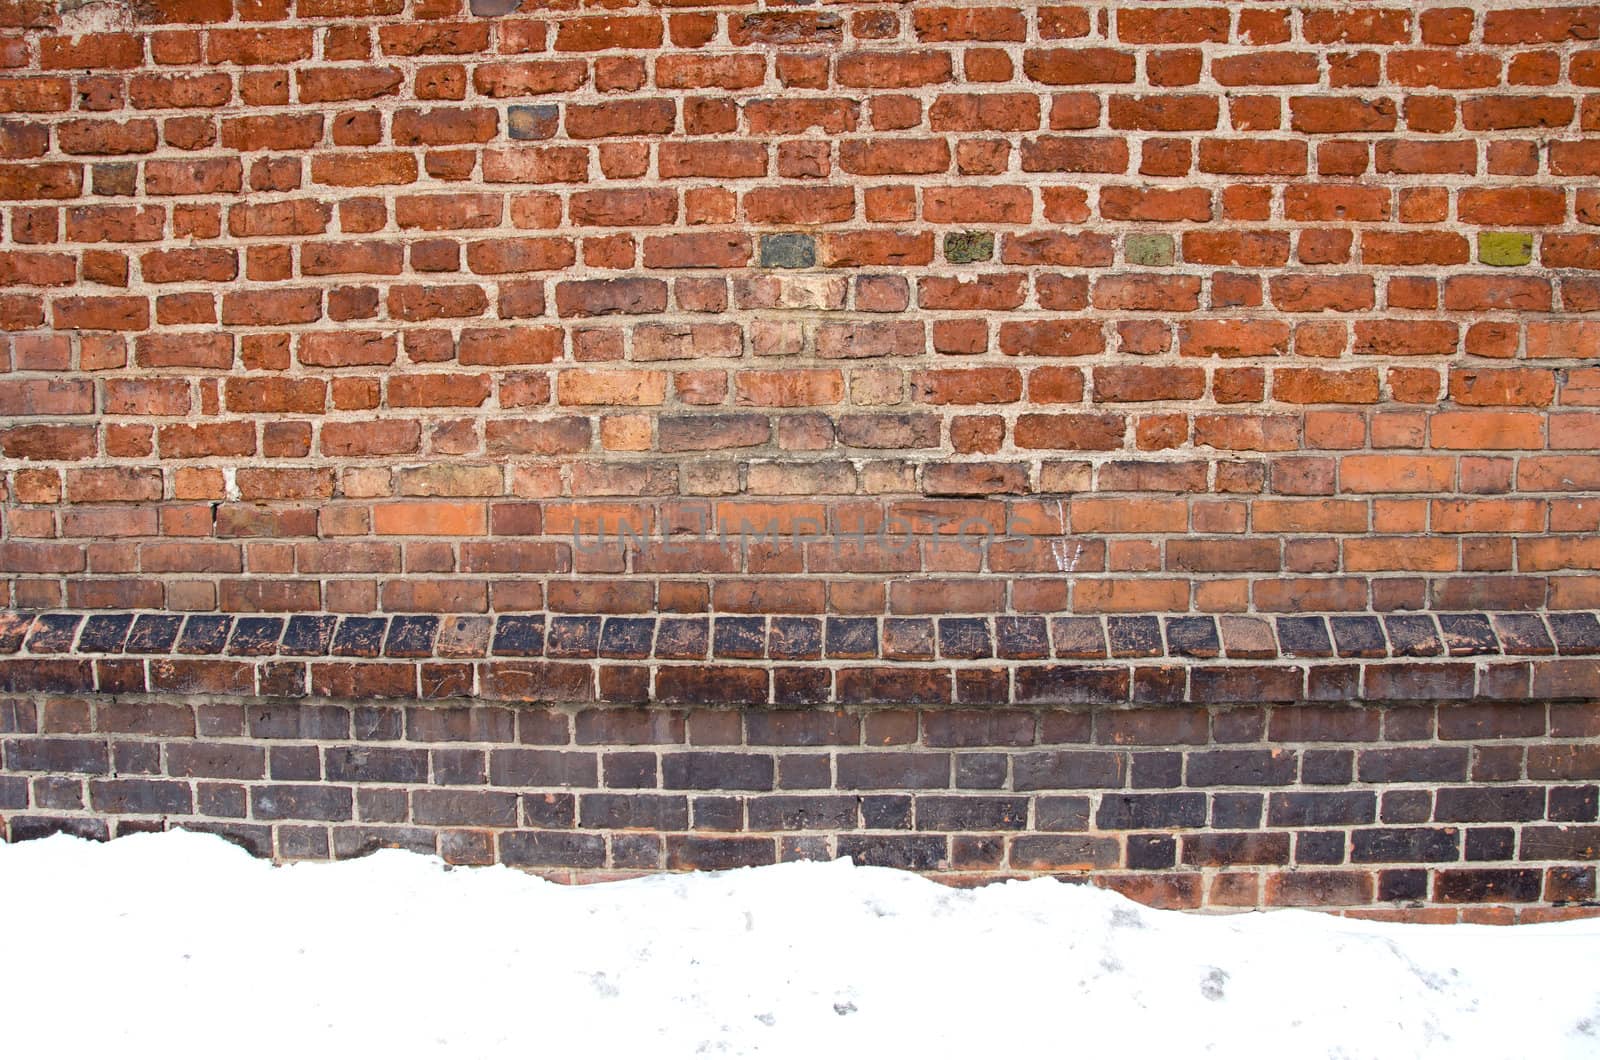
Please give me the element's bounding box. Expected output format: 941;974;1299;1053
2;830;1596;1058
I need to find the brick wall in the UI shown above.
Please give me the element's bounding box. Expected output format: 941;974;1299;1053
1;0;1598;912
1;694;1596;919
4;0;1600;619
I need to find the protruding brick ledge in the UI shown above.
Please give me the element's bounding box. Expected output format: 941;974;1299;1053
1;610;1597;705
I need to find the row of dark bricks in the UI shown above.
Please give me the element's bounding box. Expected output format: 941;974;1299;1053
8;697;1594;744
6;811;1592;911
3;608;1599;706
5;610;1593;662
4;761;1594;832
4;733;1596;794
3;716;1594;860
1;652;1595;705
4;791;1596;874
4;701;1592;827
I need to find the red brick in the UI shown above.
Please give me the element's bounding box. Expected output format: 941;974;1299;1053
0;4;1584;757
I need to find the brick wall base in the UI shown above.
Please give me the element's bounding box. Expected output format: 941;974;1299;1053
3;694;1596;921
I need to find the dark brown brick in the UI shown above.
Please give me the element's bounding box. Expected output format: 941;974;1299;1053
1519;825;1600;862
574;707;683;745
5;735;109;774
1434;785;1545;823
1265;870;1373;907
666;835;776;870
744;709;859;746
837;834;947;870
325;746;429;784
88;778;192;814
837;667;953;705
1350;827;1460;863
1268;705;1381;743
914;795;1028;830
1013;749;1124;789
251;784;353;821
1438;703;1547;741
1096;707;1209;745
1190;666;1304;703
1014;665;1129;705
413;789;518;826
332;826;436;860
149;660;254;695
1097;792;1206;829
1528;745;1600;780
100;702;195;737
921;709;1035;746
655;665;770;705
1010;834;1119;870
167;742;265;779
478;661;594;702
488;748;598;787
406;705;514;743
249;704;349;741
837;751;950;789
1268;791;1376;827
1363;663;1476;702
1433;868;1542;903
746;794;858;830
1180;831;1290;866
501;830;606;868
1358;747;1470;783
1185;748;1297;787
661;751;774;791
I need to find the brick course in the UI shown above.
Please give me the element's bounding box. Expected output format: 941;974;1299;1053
2;0;1599;911
0;607;1598;705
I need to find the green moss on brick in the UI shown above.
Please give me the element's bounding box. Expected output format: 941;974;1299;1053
1125;234;1175;267
944;231;994;264
1478;232;1532;267
759;233;816;269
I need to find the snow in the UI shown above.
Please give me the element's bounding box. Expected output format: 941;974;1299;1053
2;830;1596;1058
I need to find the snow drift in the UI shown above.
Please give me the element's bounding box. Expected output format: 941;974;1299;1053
1;830;1595;1058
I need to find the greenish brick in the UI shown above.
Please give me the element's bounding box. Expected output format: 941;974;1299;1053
1125;233;1175;267
1478;232;1533;267
507;104;558;141
759;233;816;269
944;231;994;264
